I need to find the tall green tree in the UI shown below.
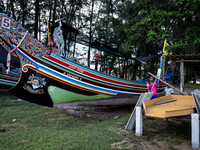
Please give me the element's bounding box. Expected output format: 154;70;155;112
125;0;200;55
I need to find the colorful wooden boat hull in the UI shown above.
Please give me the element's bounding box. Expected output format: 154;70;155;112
0;45;20;89
0;13;165;107
0;66;20;89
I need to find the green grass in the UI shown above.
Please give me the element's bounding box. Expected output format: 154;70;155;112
0;100;127;150
184;83;200;88
0;92;17;100
0;96;192;149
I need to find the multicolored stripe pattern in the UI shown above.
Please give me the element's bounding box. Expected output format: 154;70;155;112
0;66;20;88
16;45;165;96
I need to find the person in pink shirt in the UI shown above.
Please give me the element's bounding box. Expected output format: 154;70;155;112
147;76;158;99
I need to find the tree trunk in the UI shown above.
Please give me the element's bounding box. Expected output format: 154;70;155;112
34;0;39;39
118;57;121;78
109;56;115;75
132;49;141;80
21;0;25;27
10;0;16;20
87;0;95;68
51;0;57;34
121;58;126;79
49;0;52;28
6;0;9;15
73;37;77;57
125;59;129;79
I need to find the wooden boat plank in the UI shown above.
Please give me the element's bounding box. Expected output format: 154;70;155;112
143;95;195;118
155;99;177;105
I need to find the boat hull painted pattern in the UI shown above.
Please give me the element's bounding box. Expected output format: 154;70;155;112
0;13;165;107
0;66;20;89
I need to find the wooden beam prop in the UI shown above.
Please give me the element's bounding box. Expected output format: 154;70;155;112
125;92;152;131
148;72;188;95
177;60;200;63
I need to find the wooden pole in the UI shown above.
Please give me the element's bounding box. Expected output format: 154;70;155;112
148;72;188;95
46;16;50;45
191;113;200;149
180;59;184;92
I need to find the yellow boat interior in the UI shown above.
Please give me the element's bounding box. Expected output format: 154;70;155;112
143;95;196;118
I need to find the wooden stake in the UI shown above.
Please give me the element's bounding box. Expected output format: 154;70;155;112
148;72;188;95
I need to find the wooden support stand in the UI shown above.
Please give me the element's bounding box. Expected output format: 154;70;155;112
135;107;143;136
125;92;152;131
191;90;200;149
191;113;200;149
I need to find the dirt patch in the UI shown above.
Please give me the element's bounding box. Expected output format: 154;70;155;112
74;105;134;120
173;87;199;95
67;106;194;149
111;117;193;150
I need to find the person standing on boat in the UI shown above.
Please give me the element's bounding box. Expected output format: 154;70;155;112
164;85;174;96
147;76;158;99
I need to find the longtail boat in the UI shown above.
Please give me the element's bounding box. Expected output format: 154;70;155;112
0;13;165;107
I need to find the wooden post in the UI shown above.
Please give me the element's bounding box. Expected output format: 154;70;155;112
191;113;200;149
135;107;143;136
180;59;184;92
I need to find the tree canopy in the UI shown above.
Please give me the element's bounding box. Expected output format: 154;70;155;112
124;0;200;55
1;0;200;80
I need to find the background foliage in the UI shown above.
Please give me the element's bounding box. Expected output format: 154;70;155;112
1;0;200;80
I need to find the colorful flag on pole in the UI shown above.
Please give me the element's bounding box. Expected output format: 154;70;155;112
163;40;172;57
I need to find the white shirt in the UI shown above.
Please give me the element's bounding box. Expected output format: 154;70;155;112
164;87;174;96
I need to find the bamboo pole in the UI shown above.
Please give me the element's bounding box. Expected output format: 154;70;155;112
148;72;188;95
46;16;50;45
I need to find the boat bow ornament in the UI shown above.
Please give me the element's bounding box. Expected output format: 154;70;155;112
53;21;65;57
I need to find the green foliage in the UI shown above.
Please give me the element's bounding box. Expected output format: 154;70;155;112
184;83;200;88
125;0;200;55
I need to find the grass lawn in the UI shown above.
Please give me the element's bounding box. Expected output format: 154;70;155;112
0;94;193;150
184;83;200;88
0;100;128;150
